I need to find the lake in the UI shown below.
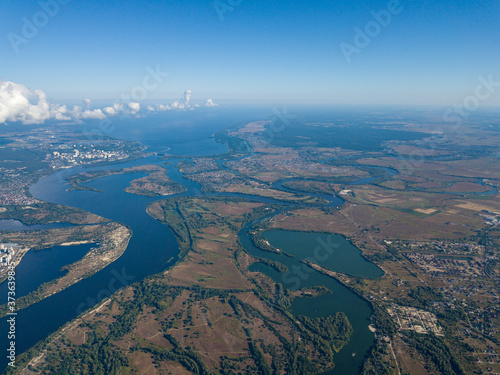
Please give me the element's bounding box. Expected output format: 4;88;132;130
262;230;383;279
241;226;383;374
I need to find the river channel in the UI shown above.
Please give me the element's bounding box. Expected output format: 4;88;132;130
0;150;383;374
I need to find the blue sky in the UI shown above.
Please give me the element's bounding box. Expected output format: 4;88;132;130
1;0;500;106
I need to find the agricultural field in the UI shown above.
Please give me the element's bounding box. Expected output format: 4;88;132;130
16;197;354;374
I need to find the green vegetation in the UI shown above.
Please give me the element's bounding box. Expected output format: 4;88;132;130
253;257;288;273
41;332;129;375
274;283;291;310
0;203;105;225
8;118;500;374
20;279;161;375
147;199;192;255
396;286;444;310
17;275;351;374
297;313;353;352
143;334;212;375
361;340;393;375
370;304;397;338
248;341;271;375
266;122;428;151
214;130;250;156
404;332;466;375
227;294;334;374
250;231;281;254
0;147;47;173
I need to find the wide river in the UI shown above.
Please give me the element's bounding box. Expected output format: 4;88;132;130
0;121;384;374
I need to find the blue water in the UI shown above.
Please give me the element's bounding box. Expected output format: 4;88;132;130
0;244;93;299
80;106;270;155
261;230;383;279
241;225;379;375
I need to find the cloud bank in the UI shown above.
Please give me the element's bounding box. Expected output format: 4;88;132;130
0;81;218;125
0;81;55;124
204;99;218;107
171;90;192;110
147;90;218;112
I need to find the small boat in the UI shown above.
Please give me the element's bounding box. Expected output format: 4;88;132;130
352;352;356;357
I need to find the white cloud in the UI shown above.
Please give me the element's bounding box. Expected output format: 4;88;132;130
171;90;192;110
147;92;218;112
0;81;54;124
128;102;140;113
147;104;171;111
68;106;106;120
0;81;107;124
148;104;172;112
103;102;140;116
103;103;124;116
82;97;92;108
80;109;106;119
204;99;218;107
156;104;171;111
50;105;71;121
0;82;217;125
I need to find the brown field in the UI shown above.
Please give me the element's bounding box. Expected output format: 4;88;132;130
393;336;431;375
231;120;268;135
282;180;339;195
378;179;407;190
272;197;486;242
343;186;445;210
270;208;357;237
354;156;499;196
21;197;337;375
148;198;263;290
439;158;500;179
443;182;492;193
225;152;366;183
344;203;483;240
414;208;438;215
455;198;500;212
223;184;324;204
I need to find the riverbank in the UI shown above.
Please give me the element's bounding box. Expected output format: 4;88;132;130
0;222;132;317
